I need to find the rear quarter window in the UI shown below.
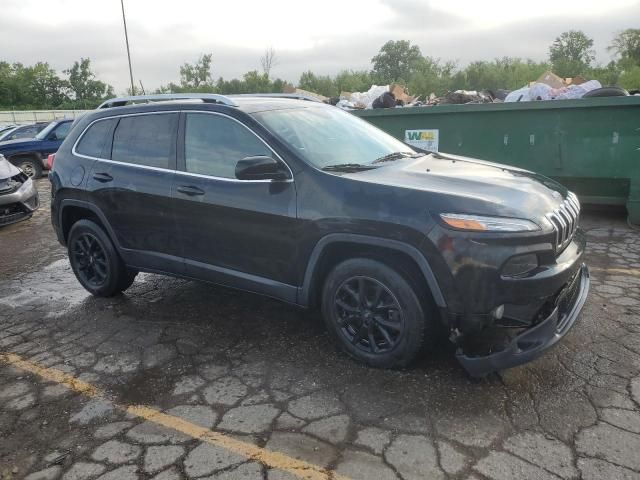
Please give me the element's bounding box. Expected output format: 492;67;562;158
75;119;117;158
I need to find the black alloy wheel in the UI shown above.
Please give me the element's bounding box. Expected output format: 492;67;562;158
67;219;133;297
334;276;405;353
71;233;109;287
321;258;433;368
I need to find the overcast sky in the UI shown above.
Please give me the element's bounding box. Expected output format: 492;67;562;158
3;0;639;93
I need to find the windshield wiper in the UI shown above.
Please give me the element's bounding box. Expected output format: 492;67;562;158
371;151;421;164
322;163;378;172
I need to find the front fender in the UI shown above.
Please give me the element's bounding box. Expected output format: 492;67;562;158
297;233;446;308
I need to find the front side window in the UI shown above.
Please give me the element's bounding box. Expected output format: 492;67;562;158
184;113;271;178
76;119;117;158
111;113;178;169
253;105;414;169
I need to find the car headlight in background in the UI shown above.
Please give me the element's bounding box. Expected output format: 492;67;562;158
439;214;540;232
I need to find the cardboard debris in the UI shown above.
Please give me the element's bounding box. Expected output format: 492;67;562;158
390;84;416;104
282;86;329;102
567;75;586;86
534;71;566;89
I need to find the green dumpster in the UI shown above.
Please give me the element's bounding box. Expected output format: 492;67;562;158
352;96;640;224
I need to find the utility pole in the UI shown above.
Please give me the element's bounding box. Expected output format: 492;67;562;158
120;0;135;95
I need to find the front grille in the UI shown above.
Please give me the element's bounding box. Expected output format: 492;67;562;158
546;192;580;252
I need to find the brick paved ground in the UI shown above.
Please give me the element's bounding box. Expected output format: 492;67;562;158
1;180;639;480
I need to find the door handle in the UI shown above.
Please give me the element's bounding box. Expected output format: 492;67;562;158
92;172;113;183
177;185;205;196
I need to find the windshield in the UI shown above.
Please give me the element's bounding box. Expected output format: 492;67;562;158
0;127;18;141
252;106;415;169
35;121;58;140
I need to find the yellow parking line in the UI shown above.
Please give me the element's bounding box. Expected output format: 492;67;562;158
1;352;349;480
590;267;640;277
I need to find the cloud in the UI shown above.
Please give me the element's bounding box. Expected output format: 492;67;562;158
0;0;637;93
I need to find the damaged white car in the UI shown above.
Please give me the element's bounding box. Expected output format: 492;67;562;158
0;154;39;226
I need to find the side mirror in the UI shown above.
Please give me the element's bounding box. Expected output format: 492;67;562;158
47;132;58;141
235;156;288;181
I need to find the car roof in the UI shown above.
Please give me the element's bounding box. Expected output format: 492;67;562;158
94;94;328;116
230;96;327;113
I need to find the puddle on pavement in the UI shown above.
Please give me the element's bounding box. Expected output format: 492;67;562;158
1;258;95;312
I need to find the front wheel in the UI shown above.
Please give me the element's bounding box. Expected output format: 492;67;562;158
13;156;42;178
321;258;434;368
67;219;130;297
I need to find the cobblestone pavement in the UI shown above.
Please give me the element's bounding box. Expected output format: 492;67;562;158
1;180;640;480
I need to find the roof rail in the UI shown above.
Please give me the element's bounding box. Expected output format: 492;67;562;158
231;93;323;103
97;93;238;109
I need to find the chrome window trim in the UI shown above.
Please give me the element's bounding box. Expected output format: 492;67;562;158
71;110;294;184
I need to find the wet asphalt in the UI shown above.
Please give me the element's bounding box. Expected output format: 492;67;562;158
1;179;639;480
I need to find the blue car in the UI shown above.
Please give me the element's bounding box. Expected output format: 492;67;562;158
0;119;74;177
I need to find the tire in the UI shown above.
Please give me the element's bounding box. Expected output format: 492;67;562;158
117;269;138;292
583;86;629;98
321;258;435;368
12;156;42;178
67;219;129;297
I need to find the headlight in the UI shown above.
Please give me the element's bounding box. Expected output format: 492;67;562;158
439;214;540;232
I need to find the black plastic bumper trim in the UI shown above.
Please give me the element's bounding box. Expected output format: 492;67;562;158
456;264;590;377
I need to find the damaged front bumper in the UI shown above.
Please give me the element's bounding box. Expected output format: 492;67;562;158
0;177;39;226
456;264;590;377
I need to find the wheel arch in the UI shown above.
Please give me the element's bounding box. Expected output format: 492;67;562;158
8;153;43;174
59;200;119;248
298;234;446;309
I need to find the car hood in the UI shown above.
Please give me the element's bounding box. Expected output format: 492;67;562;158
0;138;42;150
0;156;21;180
343;152;569;221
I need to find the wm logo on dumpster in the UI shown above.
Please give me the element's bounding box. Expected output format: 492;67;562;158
405;129;439;152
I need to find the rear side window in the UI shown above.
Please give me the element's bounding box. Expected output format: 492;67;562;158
184;113;271;178
111;114;178;169
76;119;116;158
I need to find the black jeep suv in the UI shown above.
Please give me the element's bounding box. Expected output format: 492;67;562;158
50;94;589;376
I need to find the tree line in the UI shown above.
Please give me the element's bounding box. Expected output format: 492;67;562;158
1;29;638;110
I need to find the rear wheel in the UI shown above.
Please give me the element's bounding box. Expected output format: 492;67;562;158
68;219;131;297
321;258;435;368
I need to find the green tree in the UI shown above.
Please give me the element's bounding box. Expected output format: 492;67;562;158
407;57;456;97
450;58;550;92
178;53;216;92
0;61;70;108
587;61;621;86
242;70;272;93
371;40;424;84
65;58;113;107
334;70;374;93
608;29;640;67
297;71;336;97
619;65;640;90
549;30;595;77
28;62;68;106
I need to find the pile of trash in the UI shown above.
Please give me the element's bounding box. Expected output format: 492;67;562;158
504;71;603;102
336;84;417;109
286;70;631;110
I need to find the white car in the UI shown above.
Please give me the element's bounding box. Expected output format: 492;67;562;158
0;154;39;226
